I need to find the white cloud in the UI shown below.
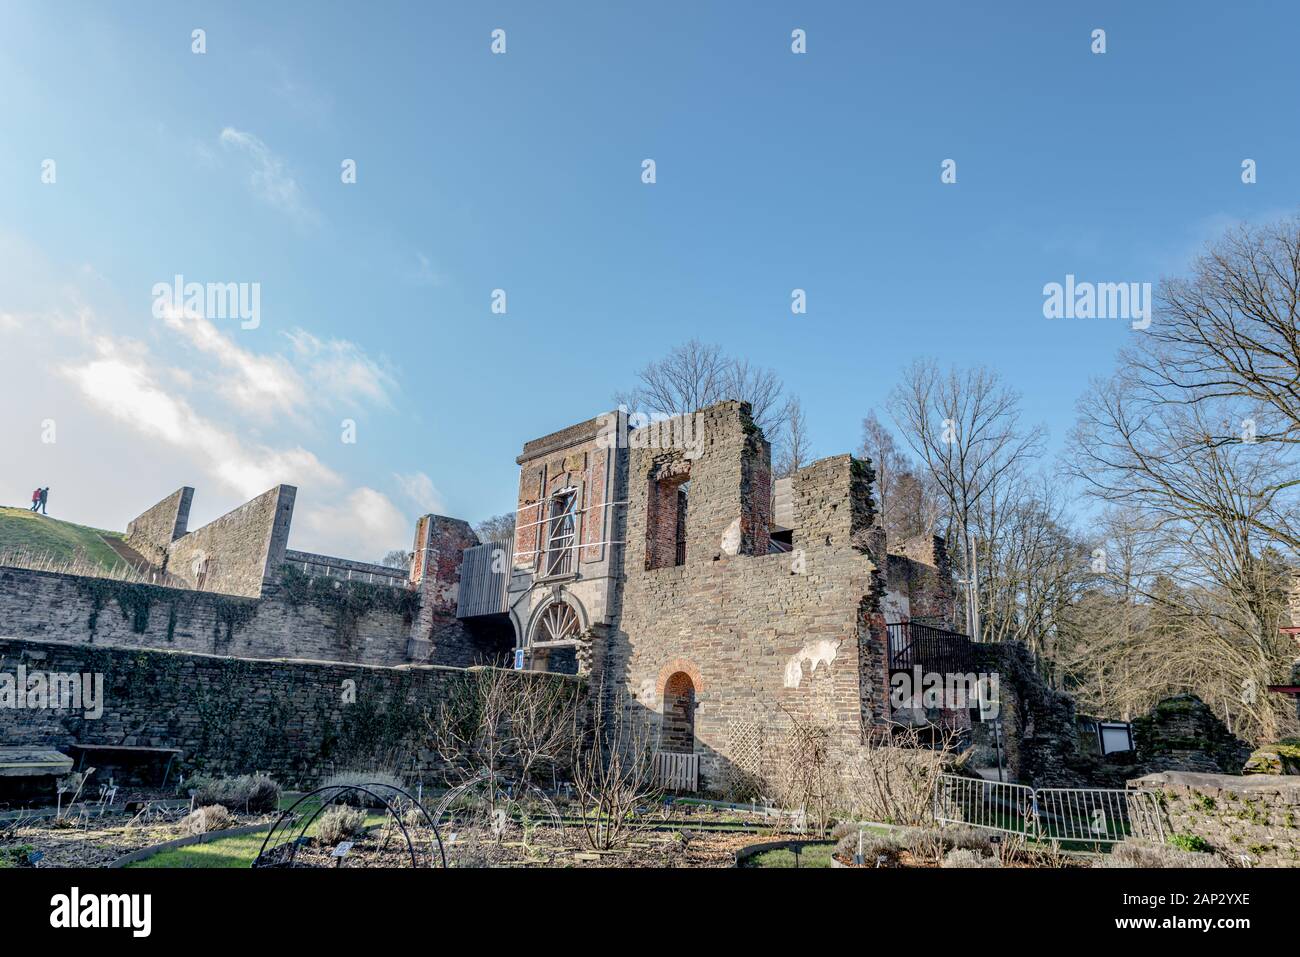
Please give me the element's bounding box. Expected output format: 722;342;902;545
0;233;419;561
294;487;410;560
287;329;397;407
62;333;339;501
219;127;318;225
163;308;308;417
394;471;445;514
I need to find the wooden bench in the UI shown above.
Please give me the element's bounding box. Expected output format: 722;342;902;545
67;744;184;788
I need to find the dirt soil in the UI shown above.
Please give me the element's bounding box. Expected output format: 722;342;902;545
2;809;273;868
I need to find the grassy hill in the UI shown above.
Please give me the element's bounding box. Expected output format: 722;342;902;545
0;505;128;573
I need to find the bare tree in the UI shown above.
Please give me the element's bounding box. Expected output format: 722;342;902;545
567;683;661;850
615;338;792;440
1067;372;1298;739
774;396;811;478
859;410;944;542
474;512;516;545
379;549;412;570
888;361;1046;639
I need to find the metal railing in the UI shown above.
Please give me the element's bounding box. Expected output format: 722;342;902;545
653;751;700;792
933;773;1164;845
934;774;1036;837
888;622;974;674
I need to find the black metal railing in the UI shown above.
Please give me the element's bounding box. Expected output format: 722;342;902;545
887;622;974;675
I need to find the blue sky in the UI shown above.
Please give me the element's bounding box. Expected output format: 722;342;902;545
2;1;1297;558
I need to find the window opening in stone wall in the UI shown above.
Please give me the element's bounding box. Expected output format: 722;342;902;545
646;472;689;570
544;488;577;577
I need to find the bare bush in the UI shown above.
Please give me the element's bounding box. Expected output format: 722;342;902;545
319;770;406;807
836;727;958;826
568;684;660;851
188;773;281;814
315;805;367;846
1100;841;1223;868
182;805;235;835
766;709;837;835
941;847;1002;868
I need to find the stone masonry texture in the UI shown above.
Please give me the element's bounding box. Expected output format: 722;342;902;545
0;637;580;788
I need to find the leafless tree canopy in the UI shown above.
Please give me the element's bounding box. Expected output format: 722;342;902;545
615;338;793;440
379;549;413;570
887;360;1046;639
1062;216;1300;742
474;512;516;545
774;396;811;478
859;410;944;542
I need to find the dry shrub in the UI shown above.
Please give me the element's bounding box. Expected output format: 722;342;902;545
748;719;960;830
188;773;281;814
835;726;959;826
182;805;235;835
834;825;995;867
319;770;405;807
942;848;1001;868
833;830;905;867
315;805;367;846
1100;841;1223;869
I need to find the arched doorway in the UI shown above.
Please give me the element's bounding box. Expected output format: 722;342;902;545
661;671;696;753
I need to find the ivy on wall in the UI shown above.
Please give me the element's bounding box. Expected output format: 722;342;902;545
72;576;257;648
278;564;420;645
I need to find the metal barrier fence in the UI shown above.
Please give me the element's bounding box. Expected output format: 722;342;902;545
933;774;1164;845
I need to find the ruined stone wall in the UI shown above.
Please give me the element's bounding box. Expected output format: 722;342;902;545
0;566;416;667
163;486;296;597
0;637;580;789
408;514;494;666
1131;693;1253;775
1129;771;1300;866
889;535;955;625
973;641;1088;787
124;487;193;568
609;402;888;790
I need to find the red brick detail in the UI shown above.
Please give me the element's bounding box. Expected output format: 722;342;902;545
655;657;705;696
646;472;688;570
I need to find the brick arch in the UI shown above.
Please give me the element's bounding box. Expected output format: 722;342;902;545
655;658;705;696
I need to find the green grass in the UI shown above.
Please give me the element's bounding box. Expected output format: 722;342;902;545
742;842;836;868
0;505;126;571
125;812;388;869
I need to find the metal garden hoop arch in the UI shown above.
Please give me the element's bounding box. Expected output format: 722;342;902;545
253;782;447;868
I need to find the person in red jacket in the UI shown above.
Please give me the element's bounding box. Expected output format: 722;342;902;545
29;488;40;512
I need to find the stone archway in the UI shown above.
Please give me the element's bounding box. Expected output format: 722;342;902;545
661;671;697;754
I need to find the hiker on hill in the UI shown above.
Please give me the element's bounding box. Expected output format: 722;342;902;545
38;487;49;515
29;487;40;512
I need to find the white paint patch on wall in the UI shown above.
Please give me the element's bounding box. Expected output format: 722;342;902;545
720;518;742;556
883;590;910;624
638;678;658;706
783;638;842;689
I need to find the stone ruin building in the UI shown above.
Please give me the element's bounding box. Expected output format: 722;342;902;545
0;399;974;792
